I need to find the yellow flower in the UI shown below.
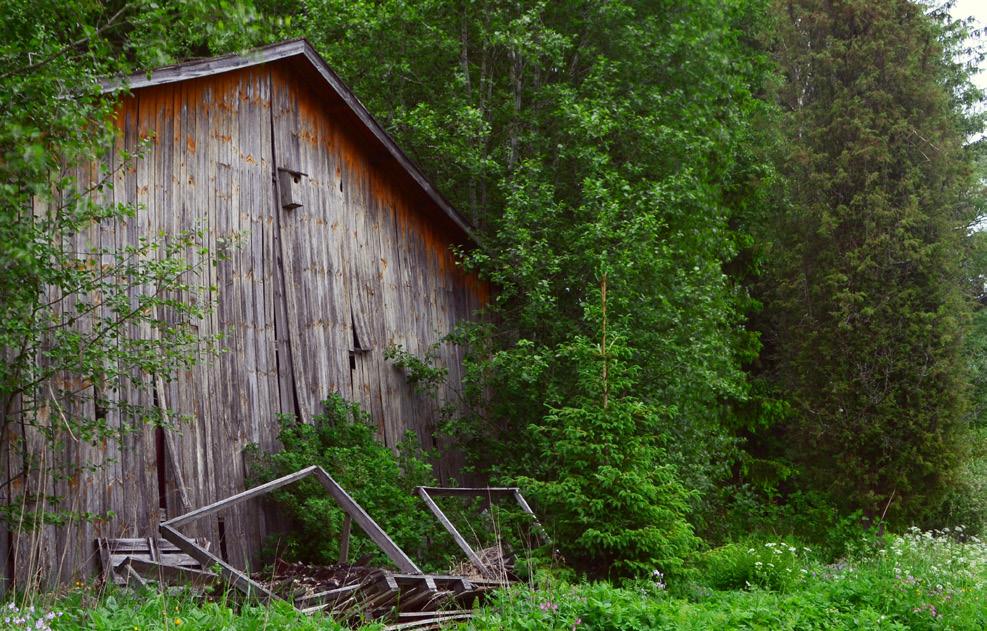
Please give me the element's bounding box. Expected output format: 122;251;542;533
174;618;183;625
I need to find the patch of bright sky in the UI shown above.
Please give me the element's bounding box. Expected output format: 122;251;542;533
950;0;987;92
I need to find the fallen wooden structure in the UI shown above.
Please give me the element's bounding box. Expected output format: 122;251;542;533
415;486;550;580
158;465;421;602
97;467;519;628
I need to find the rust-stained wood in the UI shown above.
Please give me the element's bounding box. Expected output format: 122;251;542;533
102;39;474;238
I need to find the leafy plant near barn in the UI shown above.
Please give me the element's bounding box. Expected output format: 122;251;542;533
245;395;454;571
515;276;698;579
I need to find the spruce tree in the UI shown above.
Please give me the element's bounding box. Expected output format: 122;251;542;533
761;0;983;524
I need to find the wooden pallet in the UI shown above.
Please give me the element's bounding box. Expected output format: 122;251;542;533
96;537;211;586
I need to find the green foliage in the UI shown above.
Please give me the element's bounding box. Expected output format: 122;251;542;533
262;0;780;539
6;526;987;630
9;586;357;630
468;528;987;630
383;344;447;397
246;394;451;571
514;280;698;579
753;0;987;525
5;0;987;596
701;539;812;592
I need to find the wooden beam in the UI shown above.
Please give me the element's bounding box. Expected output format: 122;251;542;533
123;557;218;587
513;489;551;546
414;488;496;580
383;613;472;630
161;465;319;528
312;468;420;574
155;374;192;513
159;524;279;602
294;584;359;607
415;486;550;548
123;564;147;590
416;487;518;497
160;465;421;601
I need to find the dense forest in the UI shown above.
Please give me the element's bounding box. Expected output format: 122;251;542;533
3;0;987;628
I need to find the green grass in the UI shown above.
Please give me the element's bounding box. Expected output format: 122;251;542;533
5;528;987;630
469;528;987;630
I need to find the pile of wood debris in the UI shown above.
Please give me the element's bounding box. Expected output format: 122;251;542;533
254;560;504;628
97;467;545;630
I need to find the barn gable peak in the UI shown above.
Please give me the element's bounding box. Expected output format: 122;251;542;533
102;38;475;241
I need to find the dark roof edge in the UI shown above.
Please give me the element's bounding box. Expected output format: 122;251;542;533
101;38;476;241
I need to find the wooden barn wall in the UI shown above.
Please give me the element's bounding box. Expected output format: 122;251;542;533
1;62;487;588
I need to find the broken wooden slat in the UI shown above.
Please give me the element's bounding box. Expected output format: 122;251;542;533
512;489;551;545
154;374;193;513
123;564;148;590
161;466;419;573
416;487;518;497
415;485;550;579
97;538;114;585
397;610;472;620
312;467;420;573
97;537;208;586
160;524;279;602
383;612;473;630
158;466;420;606
294;583;360;608
391;576;437;611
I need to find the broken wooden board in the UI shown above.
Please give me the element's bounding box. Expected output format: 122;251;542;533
121;557;219;588
98;469;511;627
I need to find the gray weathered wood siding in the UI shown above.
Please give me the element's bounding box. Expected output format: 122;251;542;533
2;59;487;587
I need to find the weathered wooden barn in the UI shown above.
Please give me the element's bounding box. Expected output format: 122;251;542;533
2;39;488;587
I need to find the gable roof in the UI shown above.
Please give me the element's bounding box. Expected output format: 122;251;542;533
102;39;474;240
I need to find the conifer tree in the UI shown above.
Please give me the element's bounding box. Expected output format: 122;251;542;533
761;0;983;524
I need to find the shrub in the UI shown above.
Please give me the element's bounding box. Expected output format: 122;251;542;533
246;394;454;571
515;341;698;579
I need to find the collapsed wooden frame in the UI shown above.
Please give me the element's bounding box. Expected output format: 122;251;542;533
158;465;421;602
135;470;538;627
414;486;549;580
